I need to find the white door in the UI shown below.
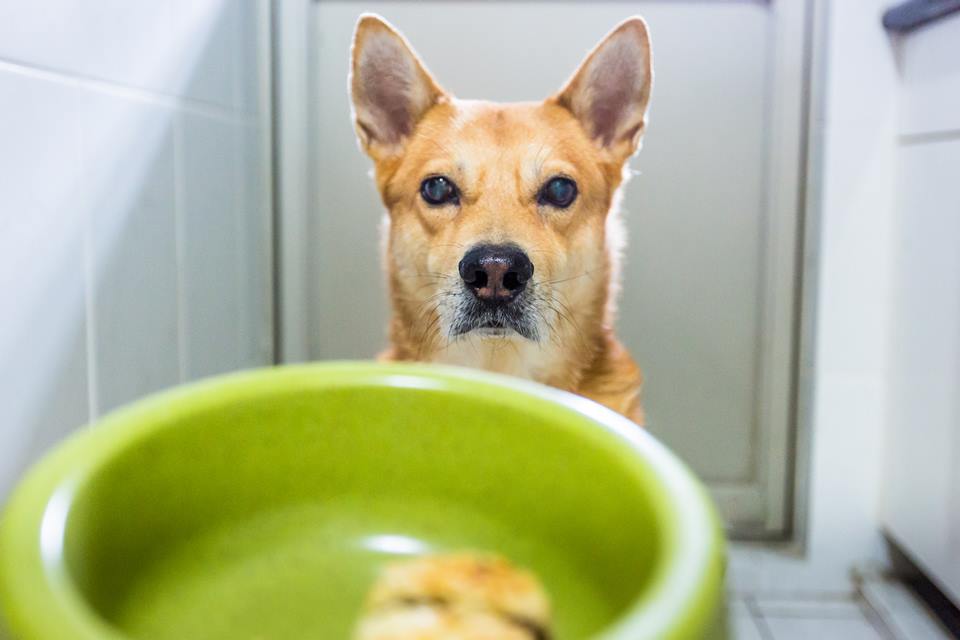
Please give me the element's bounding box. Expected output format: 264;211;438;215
282;0;808;536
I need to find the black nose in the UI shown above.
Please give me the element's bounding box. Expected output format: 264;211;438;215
458;244;534;303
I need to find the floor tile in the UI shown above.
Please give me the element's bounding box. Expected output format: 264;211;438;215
727;543;950;640
727;543;857;597
861;576;953;640
729;599;767;640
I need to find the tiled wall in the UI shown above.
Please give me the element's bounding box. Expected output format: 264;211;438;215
0;1;273;499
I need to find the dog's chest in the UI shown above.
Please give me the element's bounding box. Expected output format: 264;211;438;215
431;336;565;383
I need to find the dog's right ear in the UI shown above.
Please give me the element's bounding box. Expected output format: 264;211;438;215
349;14;448;159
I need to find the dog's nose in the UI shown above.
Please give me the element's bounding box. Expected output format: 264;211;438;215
458;244;534;303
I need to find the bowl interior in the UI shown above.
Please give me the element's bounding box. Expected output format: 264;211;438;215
49;369;672;639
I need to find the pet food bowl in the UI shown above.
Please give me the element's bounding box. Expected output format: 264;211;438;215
0;362;726;639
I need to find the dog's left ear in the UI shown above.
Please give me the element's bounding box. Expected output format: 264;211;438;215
552;17;653;162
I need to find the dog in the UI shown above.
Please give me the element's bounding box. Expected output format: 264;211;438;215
349;14;653;423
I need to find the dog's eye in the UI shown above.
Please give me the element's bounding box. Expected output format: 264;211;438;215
420;176;459;206
538;177;578;208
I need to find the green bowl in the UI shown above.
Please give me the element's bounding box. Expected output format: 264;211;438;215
0;362;726;639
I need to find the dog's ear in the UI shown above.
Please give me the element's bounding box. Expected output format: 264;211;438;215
349;14;448;159
552;17;653;162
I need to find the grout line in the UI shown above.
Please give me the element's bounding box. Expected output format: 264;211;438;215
268;0;284;366
751;593;861;604
899;129;960;146
232;106;247;367
745;595;777;640
83;205;98;421
80;138;99;422
857;591;901;640
172;115;189;384
0;57;258;125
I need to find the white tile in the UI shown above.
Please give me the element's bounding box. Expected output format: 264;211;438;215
763;616;884;640
727;542;950;640
83;93;180;413
0;71;90;497
861;577;952;640
0;1;176;94
179;111;248;379
234;0;262;113
0;0;259;111
170;0;261;112
170;0;237;110
728;544;766;595
235;121;273;367
729;600;766;640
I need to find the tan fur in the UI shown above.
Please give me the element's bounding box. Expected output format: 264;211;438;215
349;15;653;423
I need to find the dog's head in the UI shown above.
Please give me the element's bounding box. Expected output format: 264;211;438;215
349;14;652;352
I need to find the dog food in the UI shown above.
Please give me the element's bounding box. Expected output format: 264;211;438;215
353;552;552;640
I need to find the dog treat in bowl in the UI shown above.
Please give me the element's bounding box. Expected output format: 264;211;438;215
354;552;552;640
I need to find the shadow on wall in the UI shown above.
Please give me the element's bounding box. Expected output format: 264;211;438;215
0;0;270;498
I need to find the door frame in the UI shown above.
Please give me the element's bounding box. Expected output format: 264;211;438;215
705;0;813;537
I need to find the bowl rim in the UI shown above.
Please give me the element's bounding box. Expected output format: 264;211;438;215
0;361;725;640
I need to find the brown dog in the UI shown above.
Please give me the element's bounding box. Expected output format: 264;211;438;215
349;14;653;423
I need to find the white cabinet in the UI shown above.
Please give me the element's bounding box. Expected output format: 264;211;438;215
881;13;960;607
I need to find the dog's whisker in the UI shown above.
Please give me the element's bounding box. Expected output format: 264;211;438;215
538;269;600;287
415;312;443;360
548;293;592;355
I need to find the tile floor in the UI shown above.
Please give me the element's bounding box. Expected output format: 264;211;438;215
728;544;955;639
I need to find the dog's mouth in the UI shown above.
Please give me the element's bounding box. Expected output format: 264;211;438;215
473;319;511;337
449;295;540;341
